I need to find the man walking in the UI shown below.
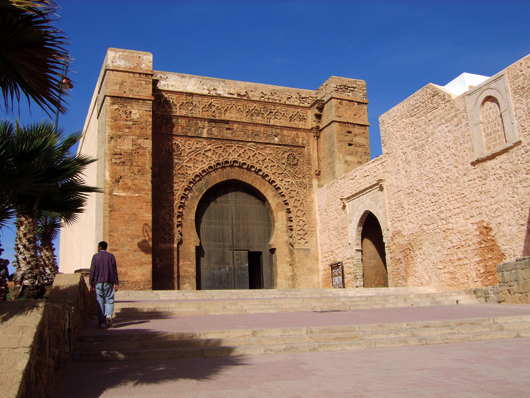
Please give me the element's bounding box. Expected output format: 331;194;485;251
90;241;119;329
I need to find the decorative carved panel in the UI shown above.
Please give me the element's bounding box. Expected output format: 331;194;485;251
152;129;313;253
171;139;311;246
152;89;316;289
155;92;309;129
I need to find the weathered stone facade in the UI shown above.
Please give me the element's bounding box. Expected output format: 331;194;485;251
60;48;370;290
61;48;530;292
316;53;530;292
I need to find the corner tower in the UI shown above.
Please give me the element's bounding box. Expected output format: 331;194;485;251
313;77;370;186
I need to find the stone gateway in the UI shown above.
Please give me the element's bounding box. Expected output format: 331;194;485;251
60;49;530;294
60;48;370;290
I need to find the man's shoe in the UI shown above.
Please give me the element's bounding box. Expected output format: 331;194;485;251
99;323;108;329
106;315;113;328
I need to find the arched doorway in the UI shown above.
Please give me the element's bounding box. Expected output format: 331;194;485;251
361;212;388;287
195;181;274;290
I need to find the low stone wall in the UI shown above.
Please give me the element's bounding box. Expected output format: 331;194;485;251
473;257;530;304
0;273;92;398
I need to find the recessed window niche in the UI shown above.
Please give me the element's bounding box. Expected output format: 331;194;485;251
465;72;519;164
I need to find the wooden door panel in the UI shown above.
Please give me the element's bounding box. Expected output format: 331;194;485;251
196;182;273;290
200;262;233;290
234;250;249;289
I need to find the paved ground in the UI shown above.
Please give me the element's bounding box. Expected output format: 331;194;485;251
81;303;530;335
54;338;530;398
54;304;530;397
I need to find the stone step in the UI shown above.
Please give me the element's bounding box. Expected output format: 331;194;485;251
114;291;480;318
73;315;530;362
114;301;479;318
115;287;442;301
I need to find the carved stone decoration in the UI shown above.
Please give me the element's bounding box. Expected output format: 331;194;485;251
171;140;311;246
60;49;374;291
155;92;309;129
173;142;182;160
286;153;299;167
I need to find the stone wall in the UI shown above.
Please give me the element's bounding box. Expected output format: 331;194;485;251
381;54;530;290
102;50;154;290
473;257;530;304
0;274;91;398
59;56;106;273
316;156;389;288
60;49;155;289
316;53;530;291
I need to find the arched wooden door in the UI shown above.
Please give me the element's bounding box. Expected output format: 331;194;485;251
195;181;273;290
361;212;388;287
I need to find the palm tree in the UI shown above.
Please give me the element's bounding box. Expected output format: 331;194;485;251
0;119;98;299
0;0;70;116
37;185;89;286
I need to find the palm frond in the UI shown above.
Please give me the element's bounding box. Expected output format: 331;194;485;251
1;118;100;217
0;203;14;229
36;211;61;241
0;0;70;115
6;118;100;298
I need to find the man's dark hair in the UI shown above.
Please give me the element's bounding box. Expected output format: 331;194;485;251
98;241;108;250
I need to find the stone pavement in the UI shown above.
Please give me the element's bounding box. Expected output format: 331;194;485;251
54;337;530;397
53;304;530;397
80;303;530;335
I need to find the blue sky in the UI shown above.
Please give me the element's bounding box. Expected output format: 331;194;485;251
2;0;530;273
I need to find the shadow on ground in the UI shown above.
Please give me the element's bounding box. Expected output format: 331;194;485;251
53;314;248;398
53;354;248;398
0;300;43;324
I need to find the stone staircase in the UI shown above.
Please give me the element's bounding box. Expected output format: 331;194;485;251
112;287;479;317
73;288;530;362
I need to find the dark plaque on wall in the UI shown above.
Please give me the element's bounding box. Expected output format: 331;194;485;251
330;261;344;288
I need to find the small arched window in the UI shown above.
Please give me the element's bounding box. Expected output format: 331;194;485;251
465;72;518;163
480;96;507;153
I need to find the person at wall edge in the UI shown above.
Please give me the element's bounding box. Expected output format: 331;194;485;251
89;241;119;328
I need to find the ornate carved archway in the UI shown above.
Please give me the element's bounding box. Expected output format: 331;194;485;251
172;142;311;247
152;136;314;290
177;167;297;290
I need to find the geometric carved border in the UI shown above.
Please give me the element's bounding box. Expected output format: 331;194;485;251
155;92;309;129
175;159;295;245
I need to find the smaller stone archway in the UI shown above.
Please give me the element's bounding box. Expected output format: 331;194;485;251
359;212;388;287
343;181;391;288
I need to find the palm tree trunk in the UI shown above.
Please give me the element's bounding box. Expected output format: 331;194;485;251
40;234;58;285
13;213;45;299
